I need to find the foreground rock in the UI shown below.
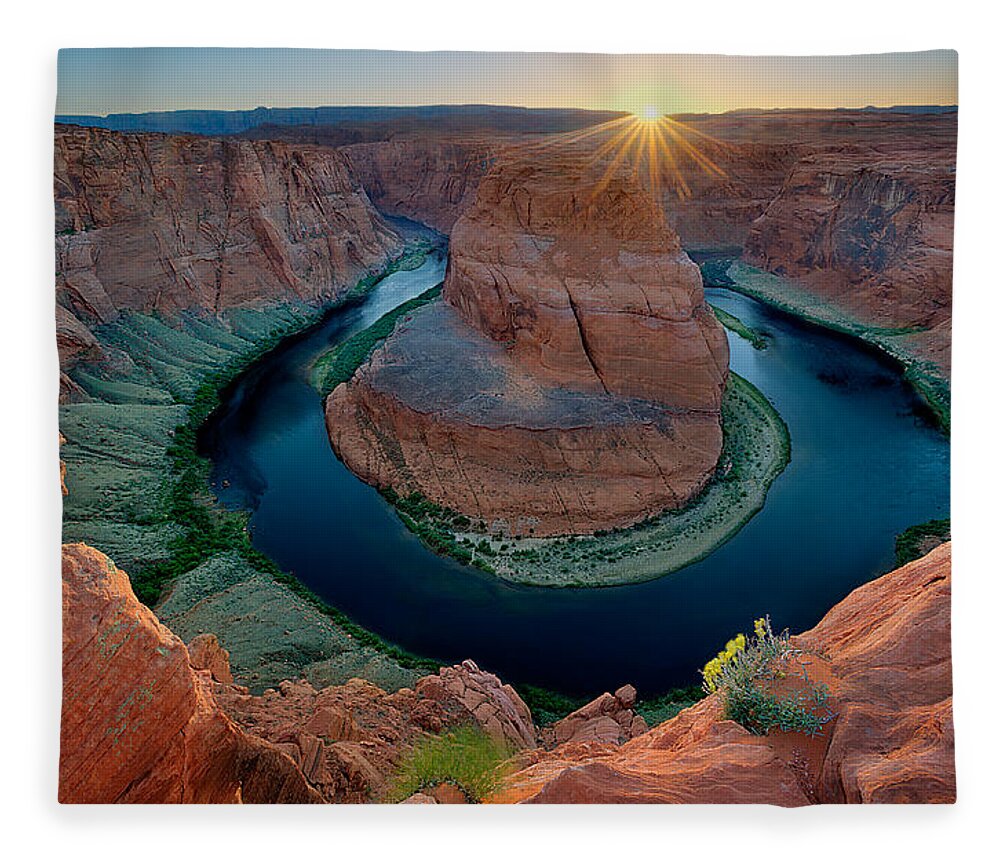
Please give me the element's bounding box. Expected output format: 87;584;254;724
61;540;953;803
60;543;540;803
215;659;538;802
546;684;648;747
493;543;954;804
328;150;728;536
59;544;321;803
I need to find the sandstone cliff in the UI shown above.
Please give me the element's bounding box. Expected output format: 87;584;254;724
742;145;954;371
55;125;404;379
342;137;494;233
60;541;540;803
60;543;322;803
327;150;728;536
493;542;954;804
658;110;955;376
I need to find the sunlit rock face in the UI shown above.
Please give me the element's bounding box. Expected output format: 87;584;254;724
327;150;729;537
443;151;729;410
493;543;955;805
54;124;404;388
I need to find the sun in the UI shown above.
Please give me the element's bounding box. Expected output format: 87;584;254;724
639;104;660;121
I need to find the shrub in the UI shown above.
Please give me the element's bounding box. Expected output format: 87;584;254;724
385;724;514;803
895;518;951;566
701;616;834;737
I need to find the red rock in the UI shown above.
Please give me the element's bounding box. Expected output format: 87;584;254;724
614;684;637;709
426;782;469;804
443;151;728;409
548;689;647;747
796;542;954;803
59;543;321;803
342;136;493;233
418;660;537;751
54;125;404;380
495;544;954;804
187;633;234;685
327;149;727;536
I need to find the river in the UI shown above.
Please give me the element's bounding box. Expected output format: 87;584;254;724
198;248;950;697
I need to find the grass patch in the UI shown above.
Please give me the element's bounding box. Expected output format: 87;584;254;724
895;517;951;566
518;686;587;726
311;285;443;396
635;685;705;726
385;724;514;803
710;303;768;349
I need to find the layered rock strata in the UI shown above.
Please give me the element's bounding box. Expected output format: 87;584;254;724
54;125;404;380
59;543;321;803
342;137;494;233
327;151;728;536
742;145;954;371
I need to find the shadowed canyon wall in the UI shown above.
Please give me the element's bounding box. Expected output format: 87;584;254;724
54;125;405;391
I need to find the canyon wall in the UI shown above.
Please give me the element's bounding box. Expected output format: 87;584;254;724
341;137;494;232
60;543;322;803
663;111;956;373
327;150;728;536
55;125;404;378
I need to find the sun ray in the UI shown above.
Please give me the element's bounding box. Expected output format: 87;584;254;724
496;111;728;205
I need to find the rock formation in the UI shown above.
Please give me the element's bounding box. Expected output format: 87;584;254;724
742;145;954;371
327;150;729;536
54;125;404;382
60;542;540;803
493;543;954;804
59;543;321;803
655;109;956;376
60;539;953;804
546;684;648;747
342;137;494;233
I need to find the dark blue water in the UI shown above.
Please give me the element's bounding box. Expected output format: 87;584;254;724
199;253;950;698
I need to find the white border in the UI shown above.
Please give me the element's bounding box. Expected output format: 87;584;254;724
3;1;995;856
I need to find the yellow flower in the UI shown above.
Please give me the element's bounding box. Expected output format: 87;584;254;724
754;618;767;640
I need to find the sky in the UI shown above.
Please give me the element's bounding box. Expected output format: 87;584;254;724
56;49;958;117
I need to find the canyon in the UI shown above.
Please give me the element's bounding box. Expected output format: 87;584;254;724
60;539;954;803
54;106;955;803
327;149;729;536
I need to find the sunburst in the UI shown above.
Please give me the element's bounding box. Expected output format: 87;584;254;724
508;111;730;201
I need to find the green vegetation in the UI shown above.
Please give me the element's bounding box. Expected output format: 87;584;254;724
702;616;834;737
635;685;705;726
363;372;790;587
385;724;514;803
726;260;950;433
311;285;443;395
710;303;768;349
61;244;445;685
895;517;951;566
519;686;587;725
342;240;436;303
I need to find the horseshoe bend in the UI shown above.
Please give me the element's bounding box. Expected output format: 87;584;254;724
326;151;731;538
51;53;956;810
